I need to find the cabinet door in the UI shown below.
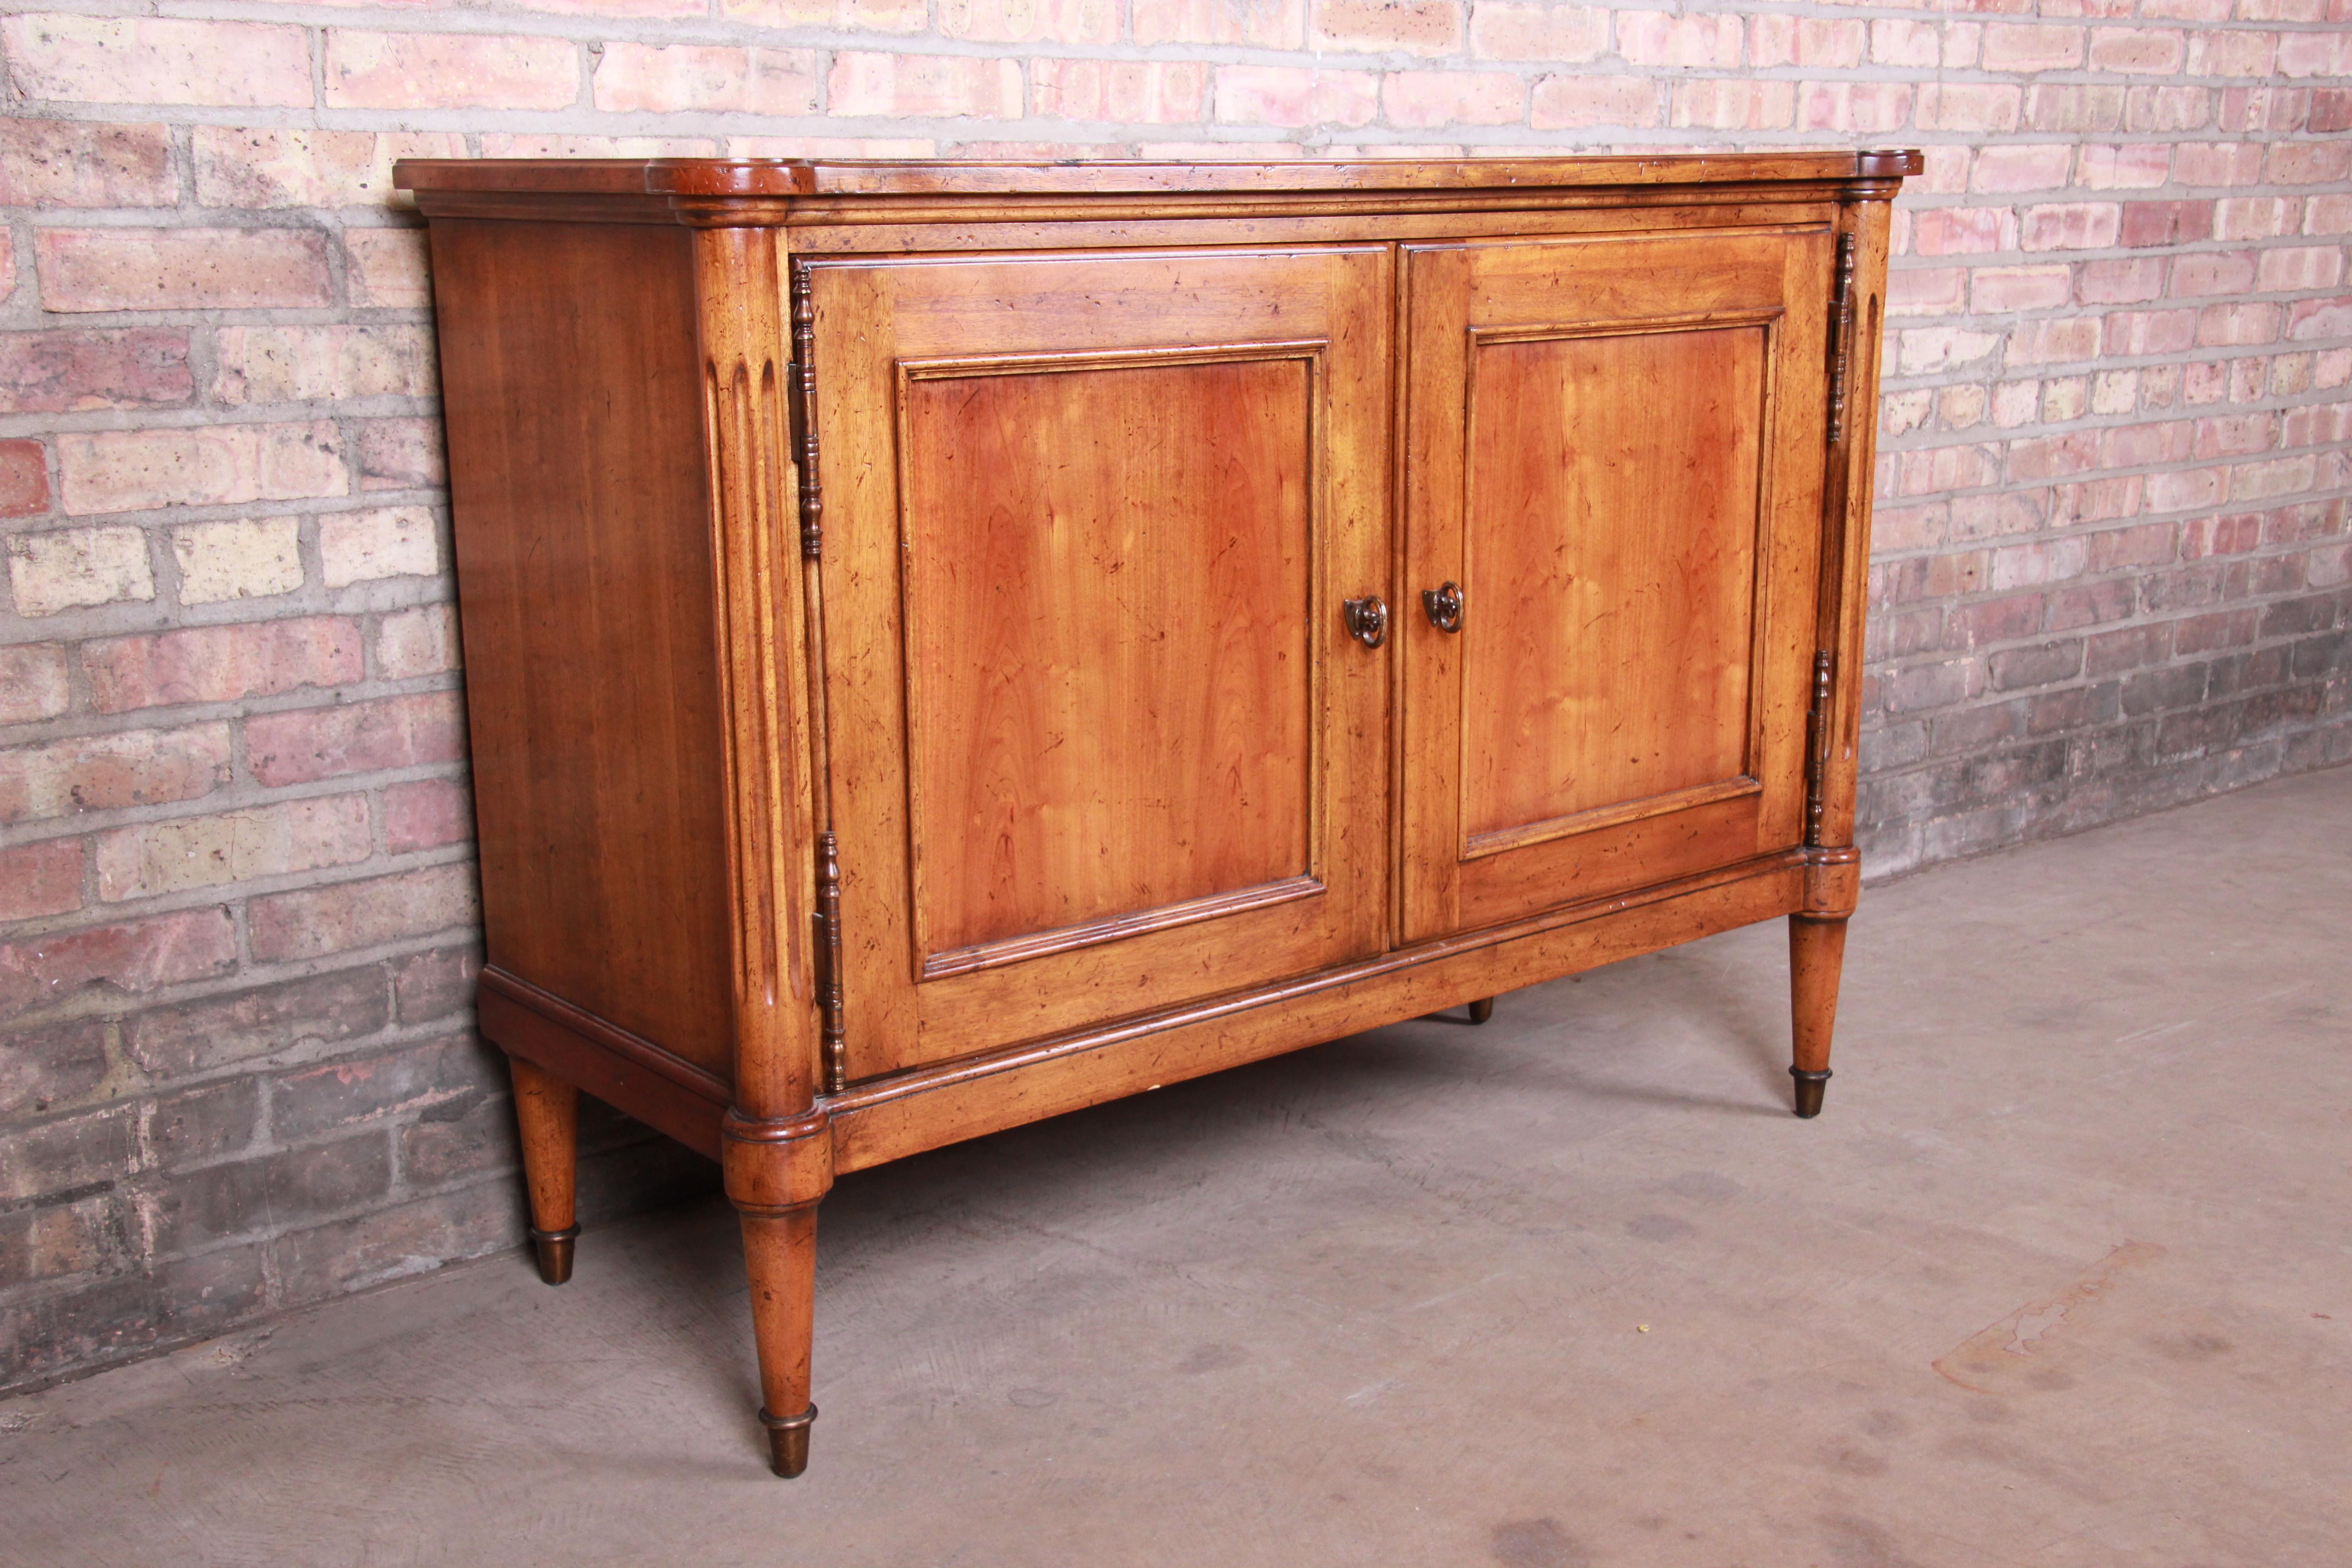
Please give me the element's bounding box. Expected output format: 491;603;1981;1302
810;247;1392;1078
1398;227;1834;942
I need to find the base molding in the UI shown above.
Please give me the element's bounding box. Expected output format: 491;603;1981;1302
478;848;1819;1176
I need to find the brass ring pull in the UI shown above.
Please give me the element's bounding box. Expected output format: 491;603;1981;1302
1421;581;1463;632
1343;595;1388;649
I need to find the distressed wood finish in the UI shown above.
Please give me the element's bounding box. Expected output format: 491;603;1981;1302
1397;225;1832;943
810;246;1393;1080
395;152;1916;1480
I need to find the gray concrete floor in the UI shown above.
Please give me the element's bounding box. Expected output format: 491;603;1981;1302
6;768;2350;1568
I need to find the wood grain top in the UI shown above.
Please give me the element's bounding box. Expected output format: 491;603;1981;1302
393;150;1922;200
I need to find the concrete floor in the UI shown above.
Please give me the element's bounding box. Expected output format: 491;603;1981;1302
5;768;2349;1568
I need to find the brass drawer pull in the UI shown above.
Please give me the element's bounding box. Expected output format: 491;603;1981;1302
1421;581;1463;632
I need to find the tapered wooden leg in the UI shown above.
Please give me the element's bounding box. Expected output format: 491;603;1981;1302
509;1056;580;1284
1788;915;1848;1119
739;1201;820;1477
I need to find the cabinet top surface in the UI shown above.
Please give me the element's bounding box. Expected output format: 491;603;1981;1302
393;150;1921;201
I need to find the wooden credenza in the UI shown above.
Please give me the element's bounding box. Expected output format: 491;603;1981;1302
395;152;1916;1477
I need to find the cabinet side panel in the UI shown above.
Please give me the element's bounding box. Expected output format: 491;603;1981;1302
430;218;735;1078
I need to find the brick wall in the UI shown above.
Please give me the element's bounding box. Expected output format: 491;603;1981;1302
3;0;2347;1392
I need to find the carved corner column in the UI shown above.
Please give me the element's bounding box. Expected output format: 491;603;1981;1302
693;220;837;1475
1791;169;1903;1118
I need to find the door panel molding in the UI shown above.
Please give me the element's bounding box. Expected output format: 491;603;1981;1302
813;246;1394;1078
1400;228;1833;942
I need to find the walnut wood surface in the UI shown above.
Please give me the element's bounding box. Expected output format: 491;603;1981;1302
428;219;736;1076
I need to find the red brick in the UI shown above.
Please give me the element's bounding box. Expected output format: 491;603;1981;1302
0;120;174;206
1947;593;2046;648
0;1019;110;1121
2188;29;2277;76
1215;66;1378;127
1132;0;1304;47
1310;0;1462;56
58;422;345;516
36;230;333;313
2078;258;2164;304
324;31;581;111
124;967;391;1079
593;45;818;113
0;440;48;519
2119;200;2211;248
2312;89;2352;134
942;0;1113;39
0;724;232;826
1971;143;2071;193
827;51;1023;117
2005;317;2102;367
1671;80;1795;131
193;128;464;211
2266;143;2352;187
1982;23;2084;72
1467;2;1605;62
2214;198;2293;241
83;618;363;716
2027;84;2125;134
2075;144;2170;190
2171;142;2265;188
1798;82;1912;133
358;419;447;492
2181;514;2264;559
386;778;473;855
1914;83;2024;134
2169;250;2257;299
0;330;191;416
1614;10;1740;68
245;692;468;788
1381;70;1524;127
1031;60;1205;123
2087;27;2184;73
2005;431;2102;483
2278;27;2350;78
0;838;84;922
2101;420;2195;468
2259;248;2345;294
2021;203;2121;252
2196;303;2281;348
95;794;373;902
1910;207;2014;257
1888;267;1966;316
1;15;310;108
2104;309;2198;356
0;906;237;1024
1530;76;1659;130
2122;85;2210;133
1971;265;2073;314
248;865;481;962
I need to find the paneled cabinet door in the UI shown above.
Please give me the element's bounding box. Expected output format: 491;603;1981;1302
809;247;1394;1080
1397;227;1837;943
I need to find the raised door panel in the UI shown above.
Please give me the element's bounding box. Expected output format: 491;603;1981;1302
1400;228;1833;942
813;248;1392;1079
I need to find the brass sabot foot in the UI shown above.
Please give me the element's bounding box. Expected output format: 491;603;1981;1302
1789;1067;1832;1119
527;1223;578;1285
760;1404;818;1478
